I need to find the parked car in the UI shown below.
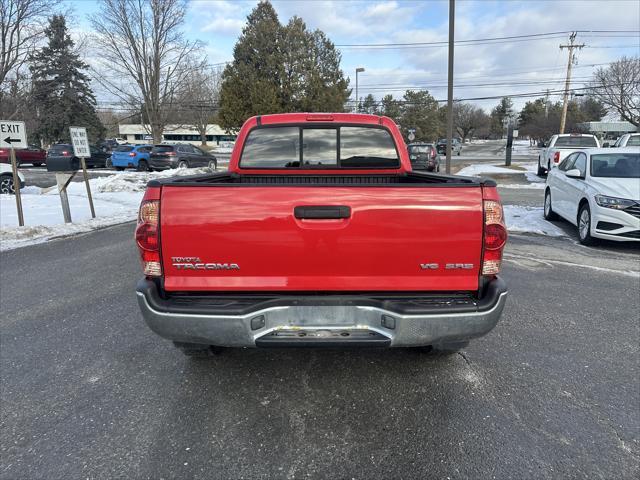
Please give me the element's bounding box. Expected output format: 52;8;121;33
544;147;639;245
0;163;25;194
148;144;217;171
610;133;640;148
0;145;46;166
134;113;508;358
407;142;440;171
97;139;120;153
47;144;111;168
436;138;462;156
537;133;600;175
109;144;153;171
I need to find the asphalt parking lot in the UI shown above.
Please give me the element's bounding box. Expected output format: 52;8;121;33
1;143;638;479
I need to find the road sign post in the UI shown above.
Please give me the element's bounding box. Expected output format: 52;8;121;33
55;172;76;223
9;148;24;226
1;120;28;226
70;126;95;218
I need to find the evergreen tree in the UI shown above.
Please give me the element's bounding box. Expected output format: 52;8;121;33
380;94;402;122
399;90;441;142
359;94;378;114
489;97;513;138
29;15;104;144
218;1;350;131
219;2;283;130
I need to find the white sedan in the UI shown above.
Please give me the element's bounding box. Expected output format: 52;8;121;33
544;147;640;245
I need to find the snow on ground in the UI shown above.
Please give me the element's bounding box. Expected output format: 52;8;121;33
504;205;565;236
457;161;545;187
0;167;211;251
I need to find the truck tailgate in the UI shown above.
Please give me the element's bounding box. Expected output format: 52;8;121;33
160;185;484;292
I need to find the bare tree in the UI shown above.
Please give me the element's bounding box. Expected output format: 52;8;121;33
90;0;202;143
590;56;639;127
174;65;222;146
453;102;489;141
0;0;51;117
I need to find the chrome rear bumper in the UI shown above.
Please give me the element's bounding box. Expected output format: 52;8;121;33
136;279;507;348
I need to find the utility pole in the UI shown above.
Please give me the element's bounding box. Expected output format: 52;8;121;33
559;32;584;134
445;0;455;174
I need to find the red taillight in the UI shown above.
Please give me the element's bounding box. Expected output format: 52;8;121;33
129;151;137;157
135;194;162;277
62;151;70;156
482;198;507;276
431;148;436;159
553;151;560;163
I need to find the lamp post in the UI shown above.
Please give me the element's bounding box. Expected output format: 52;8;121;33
355;67;365;112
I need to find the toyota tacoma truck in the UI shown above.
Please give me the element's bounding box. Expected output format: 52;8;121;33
135;113;508;357
537;133;600;175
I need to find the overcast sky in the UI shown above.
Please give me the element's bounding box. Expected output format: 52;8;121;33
69;0;640;114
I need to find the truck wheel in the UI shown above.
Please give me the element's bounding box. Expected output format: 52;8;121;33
537;158;545;176
578;203;597;246
173;341;223;358
106;158;113;168
0;175;15;194
33;162;42;167
544;189;558;220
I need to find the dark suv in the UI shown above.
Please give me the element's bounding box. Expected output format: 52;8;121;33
149;144;217;171
407;143;440;172
46;144;111;168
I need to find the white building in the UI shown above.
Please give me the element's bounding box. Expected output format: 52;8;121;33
118;124;236;146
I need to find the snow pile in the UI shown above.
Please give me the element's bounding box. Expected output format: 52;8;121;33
0;167;211;251
457;164;525;176
503;205;565;236
456;162;545;188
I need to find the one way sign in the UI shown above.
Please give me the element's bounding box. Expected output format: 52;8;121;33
0;120;27;149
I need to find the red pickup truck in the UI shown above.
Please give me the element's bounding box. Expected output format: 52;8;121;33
135;113;508;356
0;146;46;166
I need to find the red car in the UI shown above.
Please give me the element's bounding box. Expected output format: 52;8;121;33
0;145;47;166
134;113;508;357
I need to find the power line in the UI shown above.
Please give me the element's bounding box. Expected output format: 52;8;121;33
335;30;639;48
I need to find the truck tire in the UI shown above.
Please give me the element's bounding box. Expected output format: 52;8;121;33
173;341;222;358
544;189;558;220
578;203;596;246
106;158;113;169
537;158;545;176
33;162;42;167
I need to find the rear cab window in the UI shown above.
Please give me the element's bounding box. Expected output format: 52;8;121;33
554;136;598;148
239;125;399;169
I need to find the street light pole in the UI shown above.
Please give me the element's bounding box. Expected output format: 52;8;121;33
355;67;365;112
445;0;455;174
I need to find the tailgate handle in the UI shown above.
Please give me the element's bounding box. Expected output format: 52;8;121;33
294;205;351;219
